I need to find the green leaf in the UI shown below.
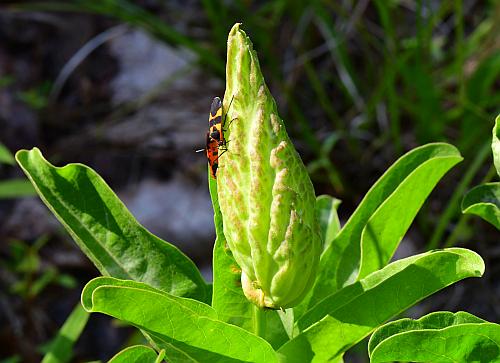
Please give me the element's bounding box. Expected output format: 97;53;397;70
107;345;159;363
358;144;462;278
277;248;484;362
16;148;208;301
82;277;278;363
41;304;89;363
461;116;500;229
81;277;214;317
0;179;37;198
491;114;500;177
368;311;485;355
315;195;341;253
462;183;500;229
209;170;290;349
368;312;500;363
312;143;462;305
0;143;15;165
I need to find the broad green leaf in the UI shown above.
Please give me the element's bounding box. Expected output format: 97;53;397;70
311;143;462;305
16;148;208;301
108;345;160;363
315;195;341;253
359;145;462;278
41;304;89;363
462;183;500;229
492;114;500;177
369;312;500;362
82;277;278;363
0;179;36;198
277;309;295;341
0;142;15;165
209;170;290;349
371;323;500;362
81;277;215;317
368;311;485;356
277;248;484;363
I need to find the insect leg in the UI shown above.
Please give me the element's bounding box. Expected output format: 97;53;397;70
222;95;235;128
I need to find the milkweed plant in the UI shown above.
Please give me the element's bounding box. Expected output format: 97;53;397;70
16;24;500;363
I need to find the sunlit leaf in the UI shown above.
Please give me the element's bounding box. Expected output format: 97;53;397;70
369;311;500;363
82;277;278;363
16;148;208;301
315;195;341;253
490;111;500;177
278;248;484;362
462;183;500;229
311;143;462;307
107;345;160;363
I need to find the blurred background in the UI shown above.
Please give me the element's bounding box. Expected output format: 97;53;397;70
0;0;498;362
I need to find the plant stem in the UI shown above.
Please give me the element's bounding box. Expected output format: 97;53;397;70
155;349;166;363
253;305;267;338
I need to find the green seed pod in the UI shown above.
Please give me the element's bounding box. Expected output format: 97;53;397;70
217;24;322;309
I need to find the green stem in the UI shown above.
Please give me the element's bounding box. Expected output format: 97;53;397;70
253;305;266;338
155;349;166;363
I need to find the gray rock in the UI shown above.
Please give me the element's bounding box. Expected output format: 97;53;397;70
109;29;194;104
119;177;215;263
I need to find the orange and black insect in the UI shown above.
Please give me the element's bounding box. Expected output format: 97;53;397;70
197;96;231;178
208;97;225;148
209;96;235;150
205;131;220;178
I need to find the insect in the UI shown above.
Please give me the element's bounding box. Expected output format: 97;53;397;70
204;131;220;178
196;130;220;178
197;96;234;178
208;96;225;148
209;96;235;148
